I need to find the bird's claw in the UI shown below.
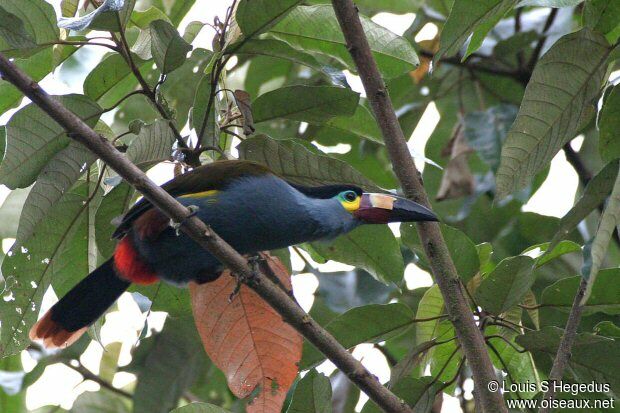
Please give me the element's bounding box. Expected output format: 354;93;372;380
247;254;265;272
170;205;200;236
228;255;263;302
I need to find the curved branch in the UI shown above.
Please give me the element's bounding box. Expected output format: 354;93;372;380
0;52;413;413
329;1;508;412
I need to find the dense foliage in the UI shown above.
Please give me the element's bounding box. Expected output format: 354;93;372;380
0;0;619;412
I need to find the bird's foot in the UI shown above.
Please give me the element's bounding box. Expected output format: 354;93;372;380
228;255;263;302
247;254;266;271
169;205;200;236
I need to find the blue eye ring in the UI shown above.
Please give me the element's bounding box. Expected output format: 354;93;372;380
341;190;358;202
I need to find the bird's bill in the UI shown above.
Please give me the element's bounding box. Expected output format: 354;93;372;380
353;193;439;224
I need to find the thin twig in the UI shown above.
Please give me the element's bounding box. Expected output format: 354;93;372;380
63;361;133;399
418;50;527;83
539;278;587;412
486;341;533;413
0;51;414;413
485;335;528;354
527;8;558;72
330;1;508;411
102;90;147;113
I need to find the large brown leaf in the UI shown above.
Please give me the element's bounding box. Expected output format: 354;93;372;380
190;253;302;412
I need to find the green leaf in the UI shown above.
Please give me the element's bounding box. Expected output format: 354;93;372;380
463;104;518;172
130;6;170;28
516;327;620;397
314;269;394;313
415;285;447;345
183;21;205;43
0;94;102;189
125;119;176;168
362;377;441;413
15;142;98;245
191;71;217;146
84;0;136;32
270;5;419;79
234;38;335;76
549;160;619;249
170;404;232;413
160;48;213;129
252;85;359;124
99;342;122;382
84;53;134;105
301;303;414;368
599;85;620;162
582;164;620;302
522;290;540;329
583;0;620;43
485;324;539;399
0;188;29;239
235;0;303;42
127;7;172;60
60;0;78;17
0;6;36;49
70;389;129;413
59;0;124;31
0;181;94;357
131;30;153;60
495;29;611;199
95;183;134;258
477;242;495;275
354;0;426;15
475;255;535;314
542;269;620;314
0;46;78;116
0;355;25;412
0;0;58;55
414;285;461;387
517;0;583;5
401;224;480;283
237;134;381;191
526;240;581;267
322;104;383;144
286;370;332;413
594;321;620;338
150;19;192;74
311;225;404;285
437;0;518;61
132;317;206;413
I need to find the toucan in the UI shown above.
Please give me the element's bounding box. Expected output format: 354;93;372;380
30;160;438;348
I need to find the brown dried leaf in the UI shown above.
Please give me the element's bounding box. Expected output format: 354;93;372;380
234;89;256;136
190;253;302;413
409;38;438;84
436;123;475;201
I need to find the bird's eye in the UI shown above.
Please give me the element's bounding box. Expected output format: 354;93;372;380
342;190;357;202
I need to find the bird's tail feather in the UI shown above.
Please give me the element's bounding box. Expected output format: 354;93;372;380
29;259;131;348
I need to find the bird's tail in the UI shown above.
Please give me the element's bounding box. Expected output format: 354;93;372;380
29;259;131;348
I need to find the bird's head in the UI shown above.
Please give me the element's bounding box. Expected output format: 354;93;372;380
338;188;438;224
294;184;438;225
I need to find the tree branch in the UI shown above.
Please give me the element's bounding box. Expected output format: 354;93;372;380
330;1;507;412
538;278;587;413
418;49;528;83
0;53;412;413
